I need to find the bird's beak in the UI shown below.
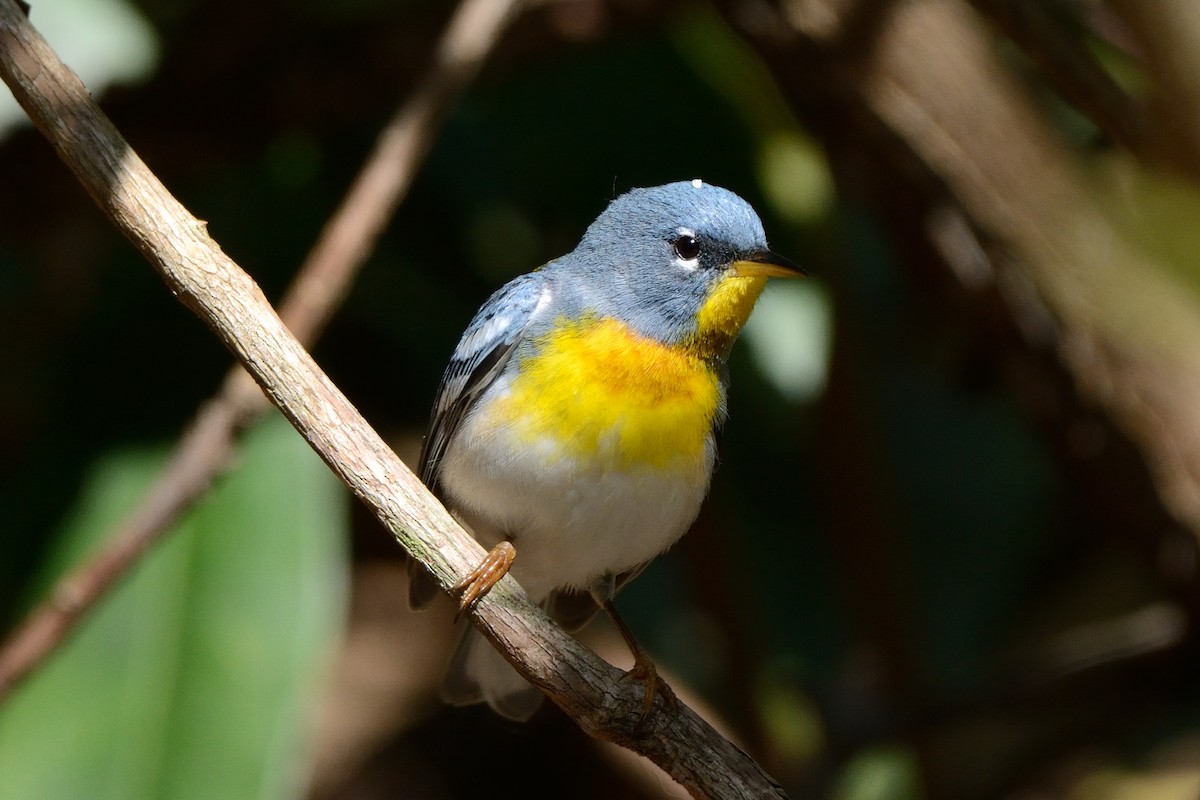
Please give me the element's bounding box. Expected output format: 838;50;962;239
730;249;808;279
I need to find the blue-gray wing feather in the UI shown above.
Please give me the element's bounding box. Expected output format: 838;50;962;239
418;270;550;494
410;271;549;609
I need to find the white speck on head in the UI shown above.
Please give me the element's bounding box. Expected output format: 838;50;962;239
691;178;703;189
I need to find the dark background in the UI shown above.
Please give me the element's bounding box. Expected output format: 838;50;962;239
3;1;1200;798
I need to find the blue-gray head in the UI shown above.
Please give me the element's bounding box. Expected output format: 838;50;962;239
562;179;804;359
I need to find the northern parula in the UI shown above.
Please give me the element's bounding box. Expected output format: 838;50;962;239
412;180;805;720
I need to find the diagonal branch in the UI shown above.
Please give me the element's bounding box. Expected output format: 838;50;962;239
0;0;523;701
968;0;1147;153
0;2;787;797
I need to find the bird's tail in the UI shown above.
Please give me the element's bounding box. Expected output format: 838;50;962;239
441;625;544;721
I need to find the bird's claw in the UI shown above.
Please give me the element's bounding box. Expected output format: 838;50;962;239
452;541;516;621
622;651;678;724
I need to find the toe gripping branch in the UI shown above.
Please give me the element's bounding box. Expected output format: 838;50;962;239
601;598;679;721
453;548;677;722
452;540;516;620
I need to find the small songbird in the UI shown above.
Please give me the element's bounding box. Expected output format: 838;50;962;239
412;180;805;720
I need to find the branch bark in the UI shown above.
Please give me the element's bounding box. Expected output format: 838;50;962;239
0;0;524;702
0;1;786;796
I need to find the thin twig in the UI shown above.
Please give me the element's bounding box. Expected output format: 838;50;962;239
0;1;787;796
0;0;525;701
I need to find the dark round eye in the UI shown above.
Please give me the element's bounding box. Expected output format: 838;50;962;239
673;235;700;261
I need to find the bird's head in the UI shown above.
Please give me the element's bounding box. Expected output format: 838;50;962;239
570;179;805;362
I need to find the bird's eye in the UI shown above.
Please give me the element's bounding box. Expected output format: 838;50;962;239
673;235;700;261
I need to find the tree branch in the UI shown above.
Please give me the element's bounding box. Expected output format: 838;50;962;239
0;0;524;702
0;1;786;796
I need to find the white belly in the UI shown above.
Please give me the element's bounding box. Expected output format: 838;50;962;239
437;399;715;601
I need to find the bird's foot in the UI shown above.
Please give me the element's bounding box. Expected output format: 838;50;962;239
621;649;678;723
452;541;516;620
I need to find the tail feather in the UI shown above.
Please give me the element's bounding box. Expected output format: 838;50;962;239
441;626;543;721
406;556;440;610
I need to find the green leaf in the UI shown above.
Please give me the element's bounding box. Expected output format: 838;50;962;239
0;412;349;800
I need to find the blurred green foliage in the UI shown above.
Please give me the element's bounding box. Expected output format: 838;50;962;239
0;415;347;799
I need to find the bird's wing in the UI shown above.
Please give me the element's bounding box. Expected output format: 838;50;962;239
419;269;552;495
409;271;550;610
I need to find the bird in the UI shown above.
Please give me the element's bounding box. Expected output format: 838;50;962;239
411;179;805;721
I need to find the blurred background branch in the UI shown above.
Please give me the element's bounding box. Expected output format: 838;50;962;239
0;0;525;704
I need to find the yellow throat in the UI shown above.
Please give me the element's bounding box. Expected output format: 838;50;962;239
487;274;767;472
688;274;768;362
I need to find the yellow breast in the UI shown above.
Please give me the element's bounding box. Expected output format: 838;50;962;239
489;315;721;471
